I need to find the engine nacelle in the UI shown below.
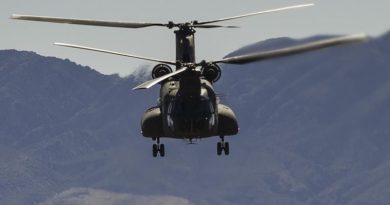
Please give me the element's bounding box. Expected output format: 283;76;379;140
202;63;221;83
152;64;173;79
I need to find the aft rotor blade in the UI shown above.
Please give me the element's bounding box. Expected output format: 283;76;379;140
213;33;368;64
11;14;167;28
133;67;189;90
193;25;239;28
195;3;314;25
54;43;176;65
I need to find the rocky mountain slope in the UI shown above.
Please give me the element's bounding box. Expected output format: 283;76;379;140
1;32;390;205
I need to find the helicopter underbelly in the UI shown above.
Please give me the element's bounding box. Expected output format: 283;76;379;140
165;116;218;138
141;109;216;139
141;104;239;139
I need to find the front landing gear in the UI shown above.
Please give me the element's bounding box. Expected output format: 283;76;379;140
217;136;229;156
152;137;165;157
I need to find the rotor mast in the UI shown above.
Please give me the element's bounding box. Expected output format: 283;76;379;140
174;25;196;66
173;25;199;96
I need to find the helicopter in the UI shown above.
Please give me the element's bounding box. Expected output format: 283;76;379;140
12;3;367;157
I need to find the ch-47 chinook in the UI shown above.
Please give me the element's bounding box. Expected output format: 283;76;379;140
12;3;367;157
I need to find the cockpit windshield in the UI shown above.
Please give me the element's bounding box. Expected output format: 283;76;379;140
166;96;217;133
168;97;214;118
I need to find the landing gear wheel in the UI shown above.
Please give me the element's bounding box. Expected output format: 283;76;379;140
152;138;165;157
152;144;158;157
217;142;222;156
159;144;165;157
224;142;230;155
217;136;230;156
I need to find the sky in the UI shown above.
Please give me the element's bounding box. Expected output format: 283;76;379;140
2;0;390;76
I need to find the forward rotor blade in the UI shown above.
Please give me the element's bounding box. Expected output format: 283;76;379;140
213;33;368;64
54;43;176;65
133;67;189;90
11;14;166;28
195;3;314;25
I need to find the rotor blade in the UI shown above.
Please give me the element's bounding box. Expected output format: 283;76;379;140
11;14;166;28
54;43;176;65
213;33;368;64
192;25;239;28
132;67;189;90
195;3;314;25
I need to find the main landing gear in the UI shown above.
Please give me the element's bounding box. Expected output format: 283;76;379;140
152;137;165;157
217;136;229;156
151;136;230;157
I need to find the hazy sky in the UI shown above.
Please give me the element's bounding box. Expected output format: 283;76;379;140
2;0;390;76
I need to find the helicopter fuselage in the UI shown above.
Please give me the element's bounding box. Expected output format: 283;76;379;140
141;75;238;139
140;28;238;140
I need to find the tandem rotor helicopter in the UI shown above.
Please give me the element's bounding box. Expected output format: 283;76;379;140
12;3;367;157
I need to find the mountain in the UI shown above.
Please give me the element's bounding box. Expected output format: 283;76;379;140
1;32;390;205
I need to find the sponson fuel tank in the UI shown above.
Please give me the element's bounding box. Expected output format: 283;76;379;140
217;104;239;136
141;106;164;138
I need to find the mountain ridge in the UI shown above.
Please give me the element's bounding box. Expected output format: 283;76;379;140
1;32;390;205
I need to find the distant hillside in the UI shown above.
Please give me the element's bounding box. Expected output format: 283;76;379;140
1;32;390;205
